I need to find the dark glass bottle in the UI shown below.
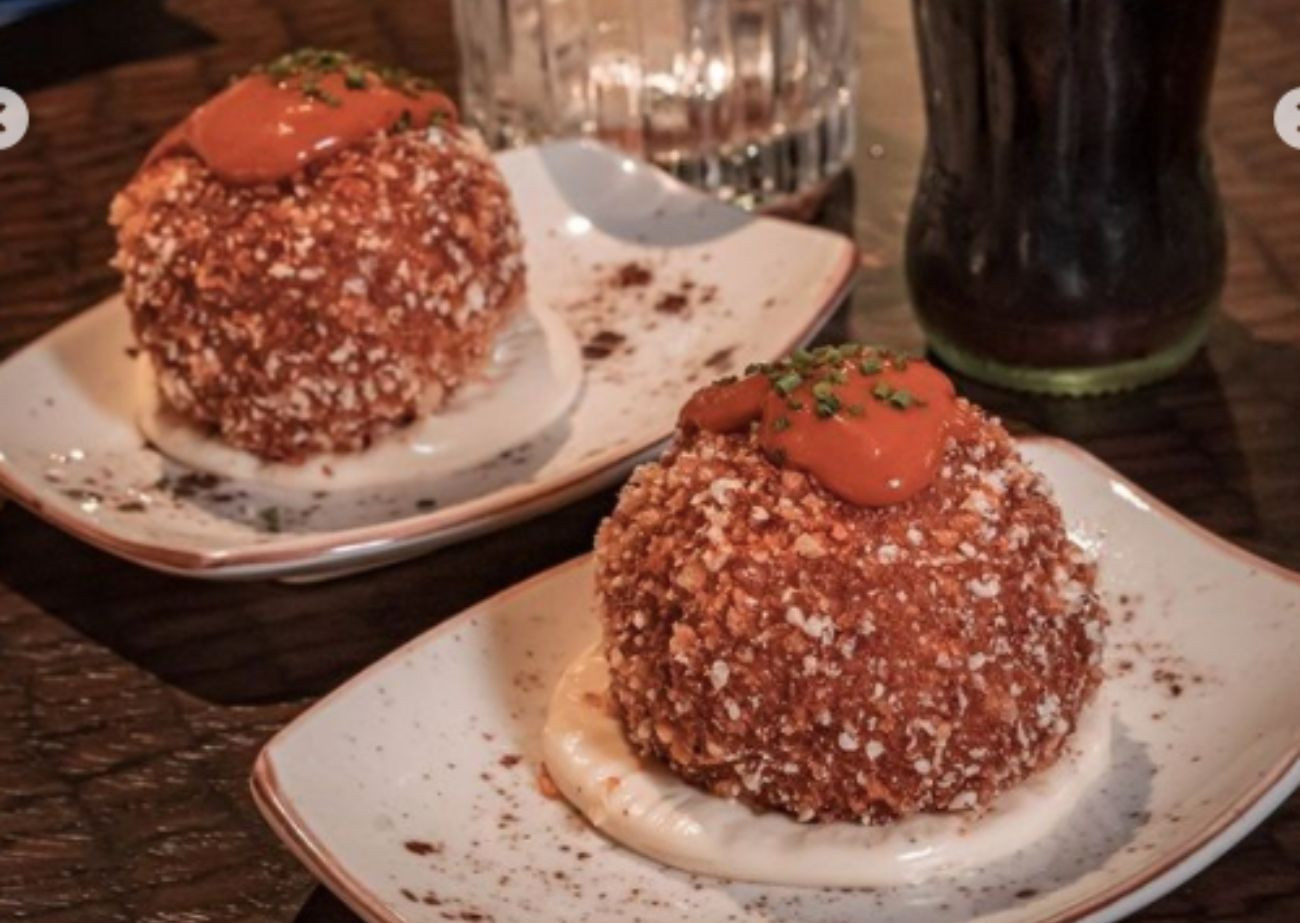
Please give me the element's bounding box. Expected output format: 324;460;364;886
905;0;1226;395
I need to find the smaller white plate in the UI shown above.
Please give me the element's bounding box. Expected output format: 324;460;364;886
251;438;1300;923
0;141;855;579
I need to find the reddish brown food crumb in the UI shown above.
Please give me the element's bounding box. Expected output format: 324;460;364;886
1153;668;1185;697
403;839;442;856
498;753;522;768
704;347;735;371
582;330;626;360
168;471;222;497
654;292;690;315
613;261;654;288
595;402;1105;824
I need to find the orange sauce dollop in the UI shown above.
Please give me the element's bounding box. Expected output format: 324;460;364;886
680;348;966;506
145;70;457;185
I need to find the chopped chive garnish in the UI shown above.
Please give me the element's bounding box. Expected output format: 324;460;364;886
253;49;442;104
711;342;926;423
774;371;803;395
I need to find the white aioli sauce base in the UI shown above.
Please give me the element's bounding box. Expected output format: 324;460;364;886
543;645;1112;888
136;301;582;491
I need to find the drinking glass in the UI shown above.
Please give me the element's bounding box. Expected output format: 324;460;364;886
452;0;857;211
906;0;1225;395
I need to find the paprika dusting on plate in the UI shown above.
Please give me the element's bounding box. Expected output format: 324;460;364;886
145;49;457;185
680;345;967;506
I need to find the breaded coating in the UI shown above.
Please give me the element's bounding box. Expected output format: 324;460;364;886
111;127;523;461
596;409;1104;824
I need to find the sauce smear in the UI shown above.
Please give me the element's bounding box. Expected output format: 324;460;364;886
681;347;965;506
145;68;456;185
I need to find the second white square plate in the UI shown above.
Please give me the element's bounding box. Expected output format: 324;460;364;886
0;140;855;579
251;437;1300;923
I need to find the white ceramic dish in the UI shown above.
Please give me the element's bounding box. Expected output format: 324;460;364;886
251;437;1300;923
0;140;855;580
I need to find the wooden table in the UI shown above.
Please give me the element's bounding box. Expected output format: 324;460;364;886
1;1;1297;920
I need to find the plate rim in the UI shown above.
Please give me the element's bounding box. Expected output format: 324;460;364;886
251;556;592;923
0;141;858;575
248;435;1300;923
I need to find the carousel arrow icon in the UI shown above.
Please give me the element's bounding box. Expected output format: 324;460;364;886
1276;88;1300;151
0;88;30;150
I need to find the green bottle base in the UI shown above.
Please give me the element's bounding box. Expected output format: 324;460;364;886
918;310;1212;397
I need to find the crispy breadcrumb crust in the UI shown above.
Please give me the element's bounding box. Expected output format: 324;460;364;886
595;406;1104;824
110;128;523;461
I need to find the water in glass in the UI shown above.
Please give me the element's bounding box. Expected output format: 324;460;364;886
453;0;857;210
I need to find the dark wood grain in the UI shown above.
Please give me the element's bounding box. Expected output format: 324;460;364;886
0;1;1297;921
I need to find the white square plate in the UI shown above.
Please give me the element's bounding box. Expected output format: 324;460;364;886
0;140;854;579
251;437;1300;923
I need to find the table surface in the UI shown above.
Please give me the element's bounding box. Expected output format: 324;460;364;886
1;1;1298;921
